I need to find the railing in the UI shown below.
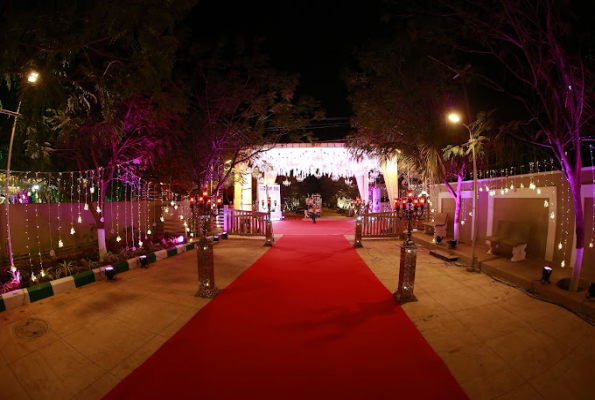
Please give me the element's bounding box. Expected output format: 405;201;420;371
224;208;269;236
361;211;401;238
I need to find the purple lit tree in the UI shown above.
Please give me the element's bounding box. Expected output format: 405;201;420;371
443;0;595;291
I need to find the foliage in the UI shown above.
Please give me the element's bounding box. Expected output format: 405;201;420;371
435;0;595;290
153;38;324;196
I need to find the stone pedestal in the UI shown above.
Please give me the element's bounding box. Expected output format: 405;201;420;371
393;242;418;304
196;238;220;298
354;216;363;248
265;217;274;246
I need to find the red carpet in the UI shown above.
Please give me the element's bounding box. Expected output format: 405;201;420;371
104;232;467;399
272;218;355;235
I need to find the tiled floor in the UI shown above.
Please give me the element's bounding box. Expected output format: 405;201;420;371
358;241;595;400
1;227;594;399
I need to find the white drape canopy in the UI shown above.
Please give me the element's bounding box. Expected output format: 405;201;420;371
247;143;378;180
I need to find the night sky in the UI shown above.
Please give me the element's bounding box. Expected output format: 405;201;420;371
191;0;387;119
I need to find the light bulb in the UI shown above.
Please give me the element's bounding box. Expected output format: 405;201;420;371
461;220;465;225
58;240;64;248
174;205;179;210
31;272;37;281
96;206;101;213
170;200;175;206
544;200;549;207
558;242;563;250
537;188;541;194
41;270;45;277
520;183;524;188
84;204;89;210
90;187;95;193
147;229;152;235
510;184;514;190
78;215;82;223
70;227;75;235
138;241;143;247
550;212;555;219
180;215;184;220
116;235;122;242
164;207;169;213
561;260;565;268
590;242;594;248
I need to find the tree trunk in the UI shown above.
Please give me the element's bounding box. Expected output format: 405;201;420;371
566;169;584;292
443;175;463;240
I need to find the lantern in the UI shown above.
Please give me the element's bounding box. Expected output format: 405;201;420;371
216;195;222;207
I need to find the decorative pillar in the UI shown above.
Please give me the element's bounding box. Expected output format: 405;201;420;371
393;242;417;304
393;190;421;304
196;234;220;298
354;214;363;248
264;197;274;246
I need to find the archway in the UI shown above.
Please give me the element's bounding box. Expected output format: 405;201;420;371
233;143;399;213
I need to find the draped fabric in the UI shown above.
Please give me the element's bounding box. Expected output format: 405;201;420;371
234;162;252;211
264;171;278;185
355;174;369;204
380;156;399;210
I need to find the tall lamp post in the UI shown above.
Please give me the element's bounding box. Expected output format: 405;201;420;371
1;71;39;267
448;113;479;272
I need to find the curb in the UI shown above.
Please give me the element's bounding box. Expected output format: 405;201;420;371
0;242;197;312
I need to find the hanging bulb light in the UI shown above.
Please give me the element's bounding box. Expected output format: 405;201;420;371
138;241;143;247
96;206;101;213
40;269;45;278
147;229;152;235
58;239;64;248
70;227;75;235
116;235;122;242
510;183;514;190
84;204;89;210
179;215;184;220
590;242;594;248
90;187;95;194
558;242;563;250
170;200;175;206
544;200;549;207
31;272;37;282
550;211;555;219
78;215;82;223
160;216;165;222
520;183;525;188
174;204;178;210
164;207;169;213
561;260;565;268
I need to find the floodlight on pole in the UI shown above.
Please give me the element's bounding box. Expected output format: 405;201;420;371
448;112;479;271
2;70;39;268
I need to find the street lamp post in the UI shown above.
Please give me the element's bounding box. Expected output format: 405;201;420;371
448;113;479;272
1;71;39;267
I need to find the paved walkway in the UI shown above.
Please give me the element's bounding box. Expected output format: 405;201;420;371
0;213;594;399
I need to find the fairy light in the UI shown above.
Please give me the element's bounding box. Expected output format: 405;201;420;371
131;179;136;250
24;172;34;269
110;172;115;234
70;172;75;234
590;146;595;248
147;182;152;235
46;173;55;255
116;166;121;242
34;172;43;273
57;172;63;248
138;176;142;247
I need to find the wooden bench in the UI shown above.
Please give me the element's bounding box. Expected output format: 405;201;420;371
423;213;448;237
485;220;532;262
